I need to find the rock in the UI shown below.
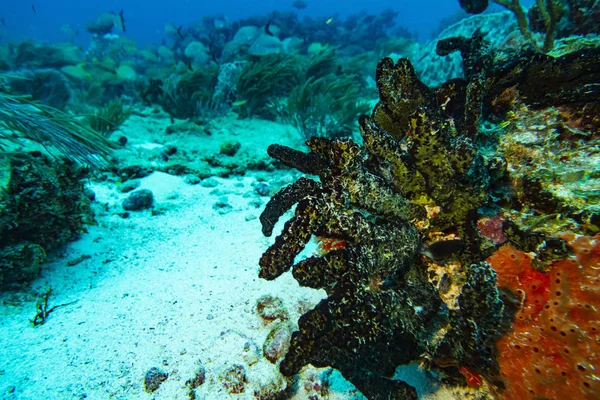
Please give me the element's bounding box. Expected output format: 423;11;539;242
184;175;201;185
144;367;168;393
122;189;154;211
220;140;241;156
255;182;270;196
263;321;293;364
83;187;96;200
242;341;260;365
248;199;262;209
256;295;288;324
119;180;140;193
220;364;247;394
213;196;232;214
185;363;206;389
200;177;219;188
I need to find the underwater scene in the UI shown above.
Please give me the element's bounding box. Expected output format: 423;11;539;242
0;0;599;398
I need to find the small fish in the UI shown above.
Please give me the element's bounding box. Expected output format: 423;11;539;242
422;239;465;262
326;17;334;24
498;120;511;129
265;20;274;36
176;25;184;39
31;4;37;13
118;10;126;33
292;0;307;9
232;100;247;107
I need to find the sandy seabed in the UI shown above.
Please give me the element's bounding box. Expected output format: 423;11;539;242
0;114;455;400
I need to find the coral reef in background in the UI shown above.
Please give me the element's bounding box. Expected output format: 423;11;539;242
258;24;600;400
458;0;598;52
413;11;518;87
6;69;72;110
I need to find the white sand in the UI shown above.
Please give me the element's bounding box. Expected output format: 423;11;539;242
0;115;457;399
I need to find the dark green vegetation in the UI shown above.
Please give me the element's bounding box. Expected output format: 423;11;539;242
158;68;220;119
236;50;371;138
0;154;94;289
0;79;113;290
86;99;132;137
0;92;113;168
0;76;117;290
286;73;371;140
258;31;600;399
30;288;78;326
236;54;304;118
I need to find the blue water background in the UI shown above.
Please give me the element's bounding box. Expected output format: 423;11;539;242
1;0;534;45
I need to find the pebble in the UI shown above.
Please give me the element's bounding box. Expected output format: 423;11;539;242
122;189;154;211
200;177;219;188
213;196;232;214
144;367;168;393
119;180;140;193
184;175;201;185
255;182;270;196
220;140;241;156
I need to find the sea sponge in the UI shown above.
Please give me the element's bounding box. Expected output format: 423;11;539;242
488;235;600;399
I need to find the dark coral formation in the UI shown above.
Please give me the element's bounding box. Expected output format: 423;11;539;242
528;0;600;38
144;367;168;393
0;154;94;288
258;31;600;399
458;0;489;14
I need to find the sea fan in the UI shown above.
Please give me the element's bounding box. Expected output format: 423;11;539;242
0;92;113;169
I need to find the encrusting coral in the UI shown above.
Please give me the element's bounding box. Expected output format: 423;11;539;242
258;28;600;399
490;234;600;399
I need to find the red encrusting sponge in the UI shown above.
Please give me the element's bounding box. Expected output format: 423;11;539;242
487;235;600;400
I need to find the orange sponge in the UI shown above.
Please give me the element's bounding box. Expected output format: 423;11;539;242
488;235;600;400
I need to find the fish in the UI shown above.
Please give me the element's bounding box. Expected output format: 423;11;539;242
60;23;79;38
31;4;37;13
292;0;307;9
422;239;465;262
86;11;126;35
265;20;274;36
326;17;334;24
232;100;247;107
117;10;126;33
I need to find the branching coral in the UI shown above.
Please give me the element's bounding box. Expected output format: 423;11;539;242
459;0;563;52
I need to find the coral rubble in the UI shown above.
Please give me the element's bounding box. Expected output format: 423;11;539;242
258;29;600;399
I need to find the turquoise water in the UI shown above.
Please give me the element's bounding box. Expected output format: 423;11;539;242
0;1;598;399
